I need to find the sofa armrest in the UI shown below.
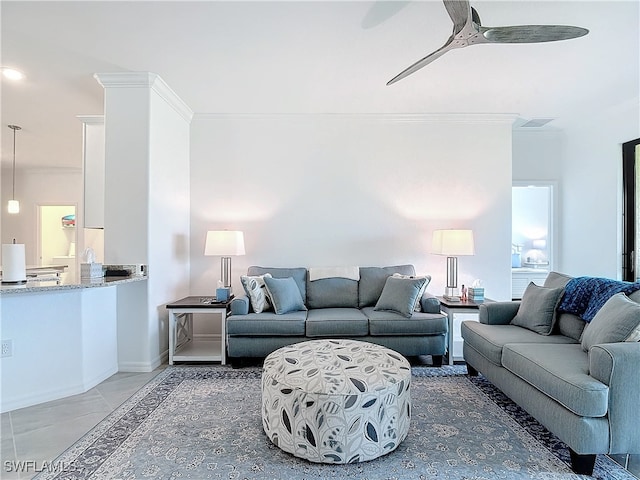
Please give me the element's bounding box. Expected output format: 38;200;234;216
478;301;520;325
589;343;640;453
420;292;441;314
230;295;250;316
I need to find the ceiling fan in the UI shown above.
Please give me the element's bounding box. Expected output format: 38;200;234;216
387;0;589;85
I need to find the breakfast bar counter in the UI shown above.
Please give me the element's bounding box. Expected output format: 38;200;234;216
0;274;148;413
0;273;146;295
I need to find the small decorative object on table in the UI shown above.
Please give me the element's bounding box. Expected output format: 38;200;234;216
80;247;103;278
216;284;230;302
468;279;484;302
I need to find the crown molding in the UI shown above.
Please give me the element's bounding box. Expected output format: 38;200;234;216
94;72;193;123
193;113;518;125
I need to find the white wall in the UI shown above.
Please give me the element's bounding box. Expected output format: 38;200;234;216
512;130;564;183
560;100;640;278
190;114;514;301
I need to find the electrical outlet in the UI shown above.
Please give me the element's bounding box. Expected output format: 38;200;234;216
1;340;12;358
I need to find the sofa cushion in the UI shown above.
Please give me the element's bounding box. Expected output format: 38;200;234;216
306;277;358;309
543;271;572;289
374;275;427;318
248;266;307;303
363;307;448;336
543;271;586;339
240;273;272;313
305;308;368;337
501;343;609;417
511;282;564;335
226;311;307;336
264;276;307;315
581;293;640;352
461;321;577;366
392;273;431;312
358;265;416;308
556;312;586;342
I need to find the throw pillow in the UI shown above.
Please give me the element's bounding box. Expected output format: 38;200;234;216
581;293;640;352
263;276;307;315
511;282;564;335
392;273;431;312
374;275;428;318
240;273;272;313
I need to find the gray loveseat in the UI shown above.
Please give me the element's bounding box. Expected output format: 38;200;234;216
461;271;640;475
227;265;448;366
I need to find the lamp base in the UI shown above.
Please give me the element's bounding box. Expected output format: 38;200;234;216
444;287;460;302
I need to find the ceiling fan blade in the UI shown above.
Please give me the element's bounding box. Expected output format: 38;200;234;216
481;25;589;43
444;0;472;35
471;7;481;26
387;42;453;85
361;1;411;29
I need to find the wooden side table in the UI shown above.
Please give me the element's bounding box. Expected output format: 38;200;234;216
437;296;493;365
166;296;233;365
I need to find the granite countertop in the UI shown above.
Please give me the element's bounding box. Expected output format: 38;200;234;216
0;274;147;295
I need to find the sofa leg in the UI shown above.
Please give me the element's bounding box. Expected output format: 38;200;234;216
466;363;479;377
431;355;443;367
229;357;243;369
569;449;596;475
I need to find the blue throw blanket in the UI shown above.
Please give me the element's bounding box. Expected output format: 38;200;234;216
558;276;640;322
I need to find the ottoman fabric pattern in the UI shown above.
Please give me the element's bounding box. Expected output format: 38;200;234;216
261;339;411;463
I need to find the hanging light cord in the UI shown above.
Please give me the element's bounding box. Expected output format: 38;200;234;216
8;125;21;200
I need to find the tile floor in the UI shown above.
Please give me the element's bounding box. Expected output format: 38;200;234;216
1;362;639;479
1;367;164;479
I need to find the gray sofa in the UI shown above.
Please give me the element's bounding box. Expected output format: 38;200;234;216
227;265;448;366
461;271;640;475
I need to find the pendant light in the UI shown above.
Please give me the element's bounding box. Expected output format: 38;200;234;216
7;124;21;214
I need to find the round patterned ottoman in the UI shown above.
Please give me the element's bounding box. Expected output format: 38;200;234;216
261;339;411;463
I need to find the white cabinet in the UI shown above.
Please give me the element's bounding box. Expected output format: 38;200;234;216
79;116;105;229
512;268;550;299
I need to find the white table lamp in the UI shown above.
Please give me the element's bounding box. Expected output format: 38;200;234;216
432;229;475;301
204;230;245;290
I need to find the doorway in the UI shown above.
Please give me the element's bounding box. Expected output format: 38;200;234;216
622;138;640;281
511;182;555;299
37;205;77;280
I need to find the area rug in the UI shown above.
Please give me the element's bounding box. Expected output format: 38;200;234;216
35;365;635;480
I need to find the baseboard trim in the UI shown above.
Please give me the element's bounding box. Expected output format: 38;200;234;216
119;349;168;373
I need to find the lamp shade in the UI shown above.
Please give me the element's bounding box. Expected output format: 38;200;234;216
204;231;246;256
432;229;475;256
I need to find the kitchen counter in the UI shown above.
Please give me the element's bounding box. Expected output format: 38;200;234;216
0;274;146;295
1;272;148;412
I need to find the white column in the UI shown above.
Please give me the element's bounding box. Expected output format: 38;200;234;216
94;72;193;371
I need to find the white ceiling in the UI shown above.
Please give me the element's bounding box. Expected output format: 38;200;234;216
1;0;638;169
